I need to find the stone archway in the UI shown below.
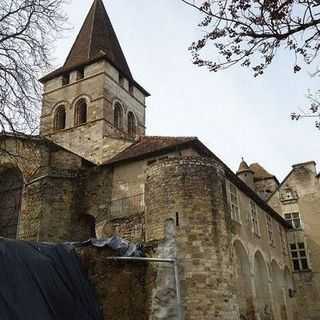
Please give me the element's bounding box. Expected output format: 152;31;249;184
271;260;286;320
254;251;272;320
233;240;254;320
0;167;23;238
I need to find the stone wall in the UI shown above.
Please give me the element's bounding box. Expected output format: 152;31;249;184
145;157;237;320
79;246;155;320
80;166;113;239
19;168;87;242
0;135;92;242
107;213;145;242
293;272;320;320
0;168;23;238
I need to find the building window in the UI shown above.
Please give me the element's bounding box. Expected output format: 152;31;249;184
228;182;241;223
290;242;309;271
76;67;85;80
128;111;136;137
119;74;125;87
284;212;302;229
266;215;274;245
54;106;66;130
250;201;260;236
129;83;134;95
75;99;87;126
62;73;70;86
114;103;123;129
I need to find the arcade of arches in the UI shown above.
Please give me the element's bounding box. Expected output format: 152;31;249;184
233;240;294;320
0;168;23;239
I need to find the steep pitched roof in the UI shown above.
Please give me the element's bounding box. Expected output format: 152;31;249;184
249;163;275;180
104;136;199;165
63;0;132;79
39;0;149;96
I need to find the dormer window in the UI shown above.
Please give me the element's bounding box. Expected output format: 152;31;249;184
54;105;66;130
280;187;298;203
62;73;70;86
75;99;87;125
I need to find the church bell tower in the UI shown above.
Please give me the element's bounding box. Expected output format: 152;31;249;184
39;0;150;164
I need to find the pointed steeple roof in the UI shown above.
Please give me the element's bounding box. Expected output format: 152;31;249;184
64;0;132;79
40;0;151;96
237;158;252;174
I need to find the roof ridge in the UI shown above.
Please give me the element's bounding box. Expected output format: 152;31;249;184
62;0;132;78
87;0;98;60
142;135;197;140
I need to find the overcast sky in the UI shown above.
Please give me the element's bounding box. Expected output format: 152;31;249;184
47;0;320;180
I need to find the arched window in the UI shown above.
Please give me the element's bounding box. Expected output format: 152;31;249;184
54;106;66;130
114;103;123;129
75;99;87;126
128;111;136;137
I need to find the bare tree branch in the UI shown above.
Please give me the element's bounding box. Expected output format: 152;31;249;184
0;0;67;135
182;0;320;75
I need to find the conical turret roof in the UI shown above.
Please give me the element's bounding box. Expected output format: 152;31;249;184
237;158;252;174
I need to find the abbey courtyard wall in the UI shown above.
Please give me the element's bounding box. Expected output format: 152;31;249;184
0;135;301;320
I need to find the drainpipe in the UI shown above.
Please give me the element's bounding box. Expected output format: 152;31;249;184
105;257;183;320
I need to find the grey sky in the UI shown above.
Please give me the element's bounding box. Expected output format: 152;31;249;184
47;0;320;180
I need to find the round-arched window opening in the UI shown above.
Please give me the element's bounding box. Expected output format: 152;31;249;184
128;111;136;137
114;103;123;130
0;168;23;239
75;99;87;126
54;105;66;130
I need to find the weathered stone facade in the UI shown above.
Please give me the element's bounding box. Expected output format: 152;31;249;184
268;161;320;320
1;0;319;319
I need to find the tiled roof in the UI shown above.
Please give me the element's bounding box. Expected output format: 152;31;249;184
63;0;132;78
249;163;275;180
39;0;150;96
104;136;198;165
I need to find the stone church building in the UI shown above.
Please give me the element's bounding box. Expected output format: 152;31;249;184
0;1;319;319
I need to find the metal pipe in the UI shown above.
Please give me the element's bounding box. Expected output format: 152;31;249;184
105;256;183;320
105;256;175;263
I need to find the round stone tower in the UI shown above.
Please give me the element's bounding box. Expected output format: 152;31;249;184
145;157;237;320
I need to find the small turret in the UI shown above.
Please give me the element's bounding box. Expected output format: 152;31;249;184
237;158;255;190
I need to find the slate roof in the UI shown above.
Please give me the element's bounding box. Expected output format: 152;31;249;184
104;136;199;165
39;0;149;96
